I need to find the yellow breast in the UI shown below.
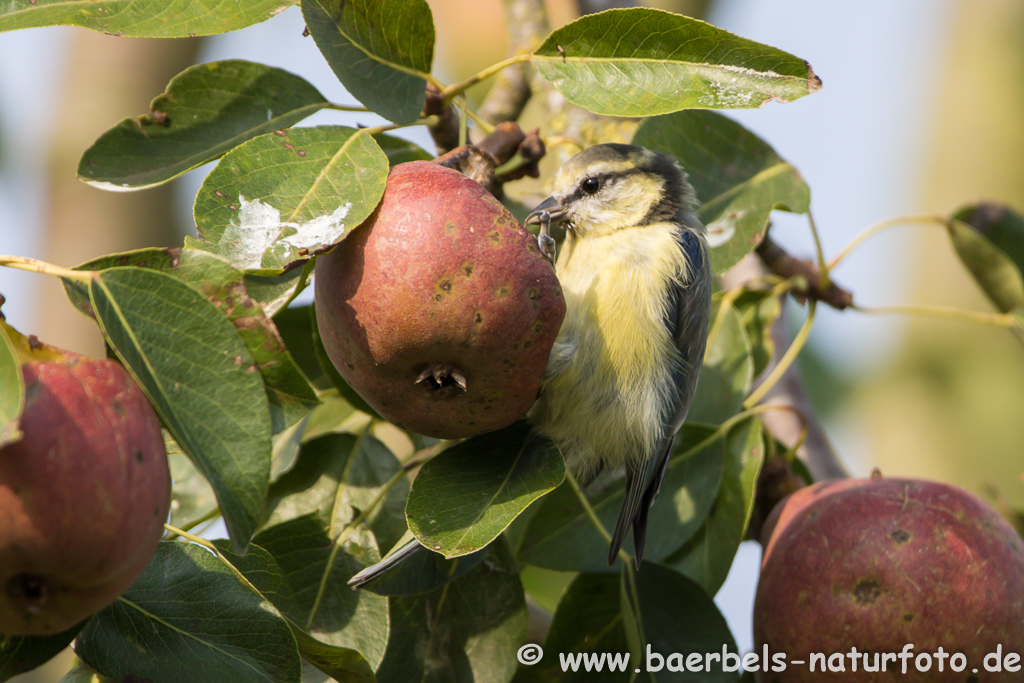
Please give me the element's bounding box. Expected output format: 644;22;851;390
531;222;689;475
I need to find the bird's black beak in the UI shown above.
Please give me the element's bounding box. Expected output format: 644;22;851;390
525;196;567;225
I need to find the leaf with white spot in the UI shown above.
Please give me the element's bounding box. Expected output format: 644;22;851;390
533;8;821;117
192;126;389;273
633;110;810;275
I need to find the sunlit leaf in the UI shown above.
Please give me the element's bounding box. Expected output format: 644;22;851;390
633;110;810;275
265;432;409;553
732;290;782;378
79;61;329;190
0;321;23;448
301;0;434;124
534;8;820;117
406;422;564;558
689;303;753;425
0;0;293;38
88;267;271;551
517;425;725;573
667;418;764;595
193;126;388;272
75;542;302;683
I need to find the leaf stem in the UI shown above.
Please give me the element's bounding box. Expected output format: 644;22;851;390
564;468;613;547
806;209;831;290
163;523;217;551
0;255;92;281
851;303;1017;328
324;103;372;113
829;215;948;270
359;116;440;138
440;54;533;101
743;300;817;408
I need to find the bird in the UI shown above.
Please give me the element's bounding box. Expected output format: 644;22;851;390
349;143;711;587
525;143;712;568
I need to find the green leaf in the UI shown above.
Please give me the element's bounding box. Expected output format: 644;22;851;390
731;290;782;378
0;622;84;681
0;322;24;448
377;538;526;682
79;61;330;190
354;536;489;596
406;422;565;558
532;572;631;682
74;542;302;683
88;267;271;551
265;432;409;553
65;248;319;435
633;110;811;275
689;304;753;425
947;219;1024;314
668;418;764;595
211;540;377;683
301;0;434;124
244;264;310;317
193;126;388;272
0;0;293;37
533;8;820;117
952;202;1024;277
254;514;389;668
516;425;725;573
630;563;741;681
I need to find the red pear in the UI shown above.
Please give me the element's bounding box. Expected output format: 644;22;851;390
315;160;564;438
754;476;1024;682
0;324;170;635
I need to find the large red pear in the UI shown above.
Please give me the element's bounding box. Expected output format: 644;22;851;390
315;161;565;438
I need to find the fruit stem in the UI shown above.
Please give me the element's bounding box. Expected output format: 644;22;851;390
440;53;533;102
0;255;93;282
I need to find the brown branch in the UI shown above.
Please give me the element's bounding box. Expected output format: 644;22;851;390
477;0;550;125
755;236;853;310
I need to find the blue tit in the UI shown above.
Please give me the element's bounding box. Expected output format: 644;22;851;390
349;143;710;588
525;143;712;568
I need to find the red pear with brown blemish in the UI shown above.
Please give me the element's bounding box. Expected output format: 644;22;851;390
0;325;170;635
315;160;565;438
754;476;1024;682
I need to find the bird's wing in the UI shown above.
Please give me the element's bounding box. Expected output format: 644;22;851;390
607;226;713;568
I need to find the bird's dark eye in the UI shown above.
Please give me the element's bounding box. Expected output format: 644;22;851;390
581;177;601;195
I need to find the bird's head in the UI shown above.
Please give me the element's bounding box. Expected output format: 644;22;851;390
526;143;697;238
